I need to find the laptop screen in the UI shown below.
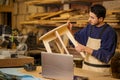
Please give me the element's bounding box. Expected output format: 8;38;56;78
41;52;74;80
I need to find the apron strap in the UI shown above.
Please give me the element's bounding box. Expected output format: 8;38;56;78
90;26;94;37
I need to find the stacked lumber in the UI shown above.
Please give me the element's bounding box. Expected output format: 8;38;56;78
19;0;120;29
20;20;56;25
21;8;120;28
20;9;79;26
25;0;62;5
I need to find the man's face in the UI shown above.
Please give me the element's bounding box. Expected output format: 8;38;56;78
88;12;100;26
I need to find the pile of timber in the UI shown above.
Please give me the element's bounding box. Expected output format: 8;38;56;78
20;9;120;28
25;0;64;5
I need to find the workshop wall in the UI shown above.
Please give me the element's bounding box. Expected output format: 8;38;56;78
13;0;45;30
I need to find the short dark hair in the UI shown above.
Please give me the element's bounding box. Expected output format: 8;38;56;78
90;4;106;19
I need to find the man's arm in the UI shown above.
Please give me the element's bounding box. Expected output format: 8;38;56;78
75;43;93;55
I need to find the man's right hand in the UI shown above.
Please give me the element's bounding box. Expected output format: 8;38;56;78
67;20;73;31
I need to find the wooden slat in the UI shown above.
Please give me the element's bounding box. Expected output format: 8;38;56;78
20;20;56;25
51;17;69;20
55;31;69;54
41;9;74;20
107;10;120;15
104;19;120;23
28;12;55;19
25;0;61;5
77;19;120;23
0;56;34;67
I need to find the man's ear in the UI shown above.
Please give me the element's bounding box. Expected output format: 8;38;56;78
99;17;104;22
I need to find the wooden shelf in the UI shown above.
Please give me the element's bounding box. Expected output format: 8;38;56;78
22;0;120;30
0;0;14;12
25;0;62;6
0;5;13;12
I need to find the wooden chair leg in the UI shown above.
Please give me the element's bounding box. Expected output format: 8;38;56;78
65;29;85;58
43;40;52;53
54;39;64;54
55;31;69;54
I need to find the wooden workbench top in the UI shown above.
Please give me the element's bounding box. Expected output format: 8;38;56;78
20;66;118;80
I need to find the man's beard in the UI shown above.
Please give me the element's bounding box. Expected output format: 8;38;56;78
91;22;100;26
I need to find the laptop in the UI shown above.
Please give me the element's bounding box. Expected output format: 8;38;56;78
41;52;74;80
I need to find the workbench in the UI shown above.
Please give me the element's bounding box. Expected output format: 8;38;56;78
19;66;118;80
0;66;119;80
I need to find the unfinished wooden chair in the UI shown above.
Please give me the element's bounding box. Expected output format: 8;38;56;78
39;23;85;58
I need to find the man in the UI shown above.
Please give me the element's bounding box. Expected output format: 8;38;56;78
69;4;117;74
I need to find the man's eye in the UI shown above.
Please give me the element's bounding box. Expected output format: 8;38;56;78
91;16;94;19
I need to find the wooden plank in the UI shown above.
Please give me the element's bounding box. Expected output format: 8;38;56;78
39;23;68;40
41;9;74;20
77;19;120;23
25;0;61;5
50;17;69;20
20;20;56;25
55;31;69;54
0;56;34;67
60;13;71;17
107;10;120;15
104;19;120;23
54;39;64;54
29;12;54;19
43;40;52;53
